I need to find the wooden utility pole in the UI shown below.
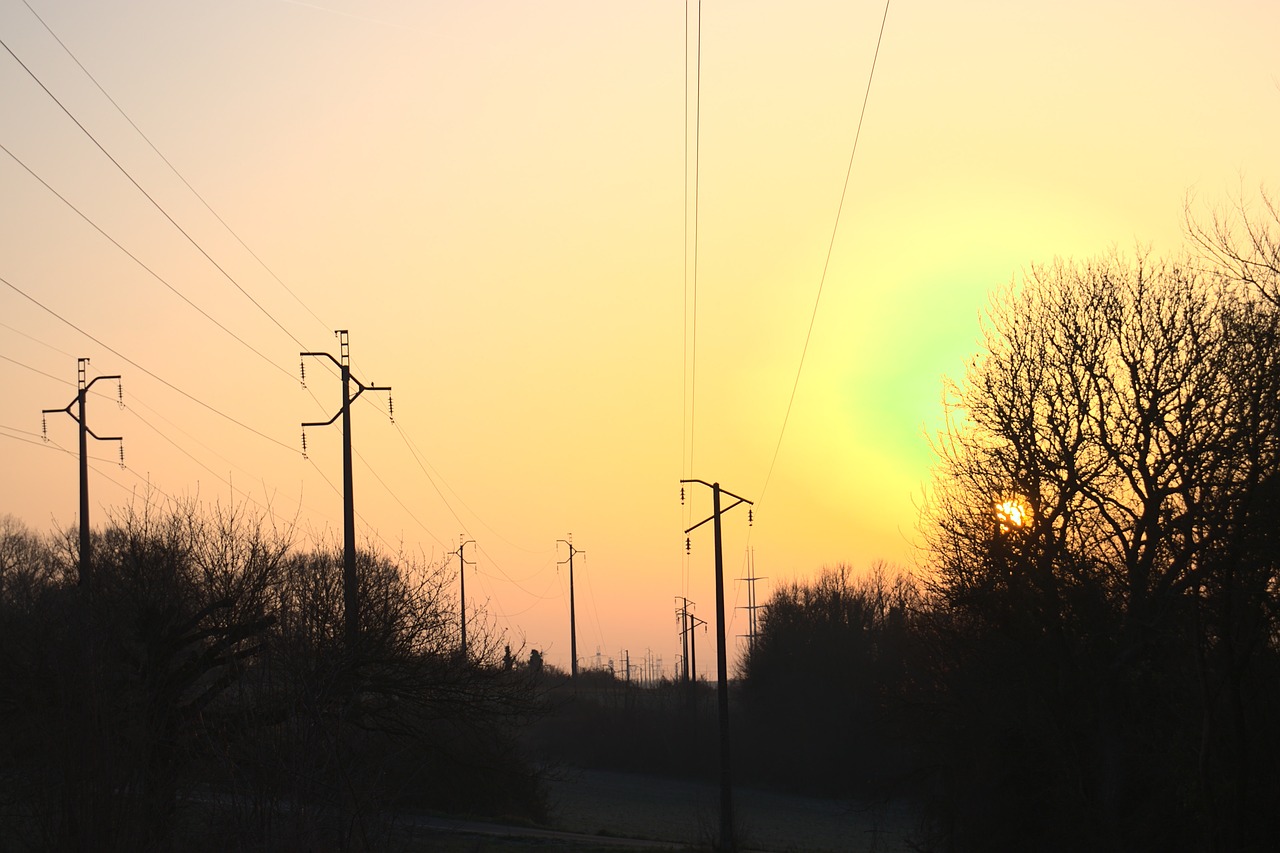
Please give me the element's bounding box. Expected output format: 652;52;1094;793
456;536;476;659
301;330;392;650
557;537;584;678
688;613;706;684
43;358;122;587
682;478;753;853
676;596;694;682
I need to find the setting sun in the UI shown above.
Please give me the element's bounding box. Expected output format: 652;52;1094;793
995;499;1029;532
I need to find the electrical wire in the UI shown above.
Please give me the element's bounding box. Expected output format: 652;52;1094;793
3;342;319;535
0;352;66;385
0;142;295;384
18;0;334;340
352;444;450;551
0;320;76;359
581;555;609;657
125;401;304;524
755;0;892;508
0;34;309;352
2;274;296;454
393;421;549;556
15;1;370;388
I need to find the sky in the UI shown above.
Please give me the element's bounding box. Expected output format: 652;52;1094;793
2;0;1279;677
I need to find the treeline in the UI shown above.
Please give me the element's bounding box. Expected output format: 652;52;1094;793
740;196;1280;852
0;504;543;851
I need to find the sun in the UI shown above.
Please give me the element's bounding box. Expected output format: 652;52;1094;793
995;499;1029;533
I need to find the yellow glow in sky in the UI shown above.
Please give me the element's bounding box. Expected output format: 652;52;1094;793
2;0;1278;675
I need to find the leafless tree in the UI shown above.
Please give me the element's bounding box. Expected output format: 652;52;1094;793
922;250;1280;850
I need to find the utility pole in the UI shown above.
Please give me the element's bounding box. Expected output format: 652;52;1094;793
688;613;706;684
557;536;584;678
456;536;476;659
43;358;123;588
675;596;694;682
681;478;753;853
301;330;392;651
737;548;767;653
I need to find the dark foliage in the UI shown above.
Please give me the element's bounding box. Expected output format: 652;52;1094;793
525;670;719;780
737;564;919;797
0;502;544;851
917;245;1280;852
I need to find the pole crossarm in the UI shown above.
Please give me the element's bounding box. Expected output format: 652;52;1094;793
681;479;753;535
300;357;391;427
681;478;751;504
43;375;123;441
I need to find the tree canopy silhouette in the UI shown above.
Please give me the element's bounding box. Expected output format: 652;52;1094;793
922;246;1280;851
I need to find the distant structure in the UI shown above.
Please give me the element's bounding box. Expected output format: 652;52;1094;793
737;548;766;652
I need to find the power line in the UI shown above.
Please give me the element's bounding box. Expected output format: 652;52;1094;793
2;274;296;454
124;399;311;528
689;0;703;484
756;0;892;508
0;352;67;385
18;0;334;339
0;34;309;351
353;444;449;551
0;142;295;383
581;554;608;656
393;421;549;555
389;420;558;599
2;353;305;528
0;320;76;358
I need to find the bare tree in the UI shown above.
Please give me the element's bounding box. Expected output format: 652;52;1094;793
923;250;1280;850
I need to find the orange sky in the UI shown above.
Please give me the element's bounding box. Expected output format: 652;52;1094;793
2;0;1279;676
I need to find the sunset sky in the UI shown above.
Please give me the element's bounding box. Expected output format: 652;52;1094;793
2;0;1278;675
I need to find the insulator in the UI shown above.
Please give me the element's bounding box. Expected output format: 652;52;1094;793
685;536;691;554
300;360;307;388
387;393;394;422
41;414;48;442
117;381;125;409
748;508;753;526
680;486;685;505
301;429;308;459
118;443;125;469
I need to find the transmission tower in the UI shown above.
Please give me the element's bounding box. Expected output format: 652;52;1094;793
42;358;123;587
737;548;767;652
300;330;392;650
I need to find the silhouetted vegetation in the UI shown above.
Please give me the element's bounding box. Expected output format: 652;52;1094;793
0;501;544;851
526;668;720;781
737;564;919;798
913;236;1280;852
